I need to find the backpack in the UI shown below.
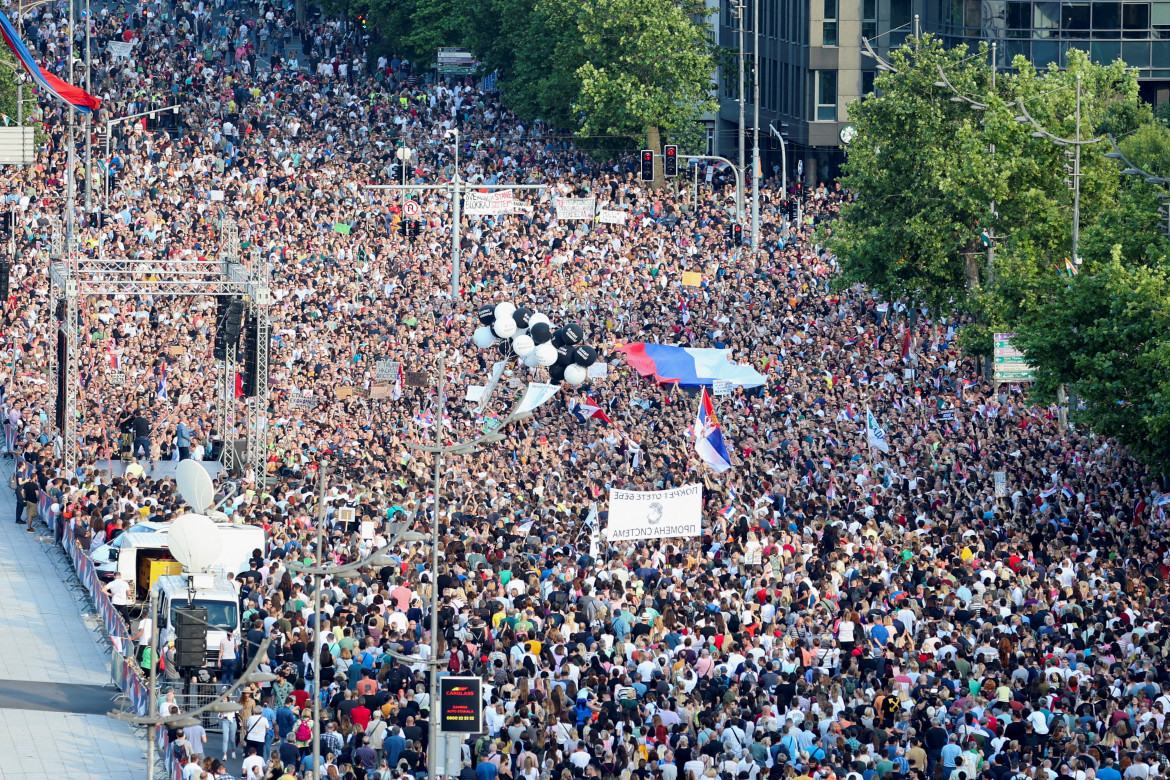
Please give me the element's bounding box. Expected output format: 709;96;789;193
295;719;313;742
171;741;190;766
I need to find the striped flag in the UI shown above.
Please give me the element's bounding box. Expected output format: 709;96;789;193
157;363;167;400
0;10;100;112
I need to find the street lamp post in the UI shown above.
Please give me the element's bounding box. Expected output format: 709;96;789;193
103;105;181;206
1014;73;1103;431
750;0;761;251
364;145;546;298
84;0;92;214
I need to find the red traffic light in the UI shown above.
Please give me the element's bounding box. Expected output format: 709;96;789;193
642;151;653;162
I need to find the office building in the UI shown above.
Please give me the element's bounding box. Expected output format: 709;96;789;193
714;0;1170;186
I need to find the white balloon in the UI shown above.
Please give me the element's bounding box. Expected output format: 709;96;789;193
473;326;496;349
535;341;558;367
494;317;518;338
523;351;541;369
564;364;588;386
529;312;551;329
494;302;517;324
512;334;535;357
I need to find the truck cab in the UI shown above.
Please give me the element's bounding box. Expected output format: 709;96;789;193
154;573;241;665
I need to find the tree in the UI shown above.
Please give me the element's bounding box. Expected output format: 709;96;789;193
1004;248;1170;472
821;38;1144;313
571;0;715;185
361;0;715;181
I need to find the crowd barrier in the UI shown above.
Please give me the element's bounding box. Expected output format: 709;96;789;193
60;519;154;718
156;725;184;780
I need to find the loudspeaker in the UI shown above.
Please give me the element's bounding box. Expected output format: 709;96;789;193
241;312;258;397
55;331;66;430
213;297;244;360
174;606;208;667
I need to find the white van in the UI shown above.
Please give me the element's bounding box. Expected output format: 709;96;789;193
154;572;241;664
99;523;266;604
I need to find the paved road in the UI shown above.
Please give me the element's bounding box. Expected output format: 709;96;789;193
0;679;119;716
0;460;149;778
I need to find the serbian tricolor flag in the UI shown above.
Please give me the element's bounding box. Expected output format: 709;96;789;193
693;387;732;473
569;395;612;425
0;10;101;113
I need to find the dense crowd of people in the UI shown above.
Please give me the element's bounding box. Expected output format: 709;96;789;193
4;2;1170;780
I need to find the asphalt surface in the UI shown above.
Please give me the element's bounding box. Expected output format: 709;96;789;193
0;679;119;716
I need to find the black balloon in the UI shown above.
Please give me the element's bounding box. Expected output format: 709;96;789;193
495;340;511;356
512;307;533;329
530;322;552;344
573;345;598;367
548;364;566;383
552;328;567;348
563;323;585;346
555;345;574;367
477;305;496;326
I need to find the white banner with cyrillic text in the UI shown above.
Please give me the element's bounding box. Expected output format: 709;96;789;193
606;484;702;541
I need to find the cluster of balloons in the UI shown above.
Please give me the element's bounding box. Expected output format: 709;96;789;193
473;302;599;386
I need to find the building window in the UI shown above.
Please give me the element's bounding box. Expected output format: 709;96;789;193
1033;2;1059;36
1094;2;1121;29
823;0;838;45
862;70;877;96
1062;3;1091;36
1124;2;1151;37
816;70;838;121
862;0;877;39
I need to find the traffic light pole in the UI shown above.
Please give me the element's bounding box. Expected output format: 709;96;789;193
364;183;546;299
680;155;744;224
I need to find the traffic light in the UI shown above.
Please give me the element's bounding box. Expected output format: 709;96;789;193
174;606;208;668
0;211;12;232
725;223;735;245
409;221;422;239
640;149;654;181
0;261;9;305
663;145;678;178
397;220;408;238
733;224;744;246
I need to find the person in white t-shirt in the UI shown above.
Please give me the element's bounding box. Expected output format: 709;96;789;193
104;571;132;621
241;745;266;779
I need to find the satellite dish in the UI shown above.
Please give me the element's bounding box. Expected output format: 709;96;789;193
169;513;223;572
176;459;215;513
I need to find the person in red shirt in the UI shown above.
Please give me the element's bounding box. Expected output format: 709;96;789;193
351;702;372;730
289;685;310;711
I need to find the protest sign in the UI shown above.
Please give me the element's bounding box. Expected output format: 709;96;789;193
463;190;514;216
606;485;702;541
555;197;595;220
596;209;626;225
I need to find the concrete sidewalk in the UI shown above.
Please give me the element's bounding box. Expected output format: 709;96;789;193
0;461;150;778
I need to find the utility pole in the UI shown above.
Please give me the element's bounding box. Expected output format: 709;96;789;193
750;0;761;251
427;355;445;780
145;587;159;780
84;0;92;214
311;460;327;778
364;172;546;299
451;135;462;296
986;42;996;288
735;0;746;182
1072;73;1082;267
65;0;76;250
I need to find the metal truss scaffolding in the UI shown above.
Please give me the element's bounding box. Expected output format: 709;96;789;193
48;218;271;482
